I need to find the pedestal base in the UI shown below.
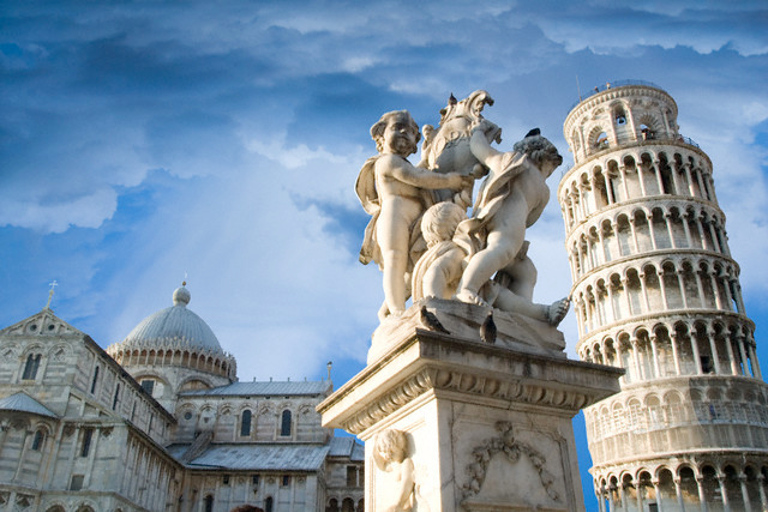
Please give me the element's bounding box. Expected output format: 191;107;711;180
319;319;621;512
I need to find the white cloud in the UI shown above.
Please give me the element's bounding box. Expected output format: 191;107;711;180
0;188;117;233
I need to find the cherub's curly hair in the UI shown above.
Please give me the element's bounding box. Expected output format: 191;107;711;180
421;202;467;247
513;134;563;169
370;110;421;155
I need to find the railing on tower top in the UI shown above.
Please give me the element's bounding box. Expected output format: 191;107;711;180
570;79;665;111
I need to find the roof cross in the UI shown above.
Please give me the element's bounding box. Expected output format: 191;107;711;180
45;280;58;309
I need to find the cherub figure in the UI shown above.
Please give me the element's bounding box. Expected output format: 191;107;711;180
412;202;569;325
455;124;564;312
356;111;471;319
411;202;471;301
373;429;416;512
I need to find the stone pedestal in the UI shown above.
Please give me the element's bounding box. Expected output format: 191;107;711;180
319;303;622;512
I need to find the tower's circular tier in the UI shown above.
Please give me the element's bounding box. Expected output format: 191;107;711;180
561;82;768;511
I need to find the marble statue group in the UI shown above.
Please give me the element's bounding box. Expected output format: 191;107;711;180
356;91;570;326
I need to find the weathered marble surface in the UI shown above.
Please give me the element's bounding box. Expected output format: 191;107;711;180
369;298;565;364
319;327;623;512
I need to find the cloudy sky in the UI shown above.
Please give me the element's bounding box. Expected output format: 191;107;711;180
2;1;767;508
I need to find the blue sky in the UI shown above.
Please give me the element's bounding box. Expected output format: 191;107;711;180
2;1;767;509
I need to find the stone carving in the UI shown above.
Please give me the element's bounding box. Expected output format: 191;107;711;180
461;421;559;503
419;90;500;210
358;92;570;331
340;365;594;435
357;110;472;320
372;429;422;512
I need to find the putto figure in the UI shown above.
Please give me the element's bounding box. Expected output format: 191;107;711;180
373;429;418;512
356;110;471;320
358;94;570;332
455;123;563;311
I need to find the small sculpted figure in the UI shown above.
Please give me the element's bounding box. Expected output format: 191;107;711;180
455;122;563;309
412;201;569;325
373;429;416;512
411;202;471;301
356;110;471;320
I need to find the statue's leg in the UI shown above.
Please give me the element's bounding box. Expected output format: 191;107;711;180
381;249;407;316
500;255;537;301
457;221;525;302
492;287;549;321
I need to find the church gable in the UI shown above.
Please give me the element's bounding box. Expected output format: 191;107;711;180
0;308;85;339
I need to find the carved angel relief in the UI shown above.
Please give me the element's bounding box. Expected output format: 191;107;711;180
372;429;430;512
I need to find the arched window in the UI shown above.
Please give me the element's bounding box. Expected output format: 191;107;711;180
90;367;100;394
204;495;214;512
31;430;45;451
280;410;292;436
241;410;252;437
265;496;274;512
22;354;42;380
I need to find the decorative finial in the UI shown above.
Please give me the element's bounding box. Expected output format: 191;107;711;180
45;280;58;309
173;282;191;307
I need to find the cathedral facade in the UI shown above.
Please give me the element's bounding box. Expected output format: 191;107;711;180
0;285;363;512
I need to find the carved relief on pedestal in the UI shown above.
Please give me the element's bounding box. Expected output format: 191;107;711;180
461;422;561;511
372;429;430;512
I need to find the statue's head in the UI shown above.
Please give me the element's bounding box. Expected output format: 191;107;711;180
513;132;563;177
371;110;420;156
375;429;408;463
421;202;467;247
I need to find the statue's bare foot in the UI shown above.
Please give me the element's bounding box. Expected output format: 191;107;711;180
455;289;488;307
546;297;570;327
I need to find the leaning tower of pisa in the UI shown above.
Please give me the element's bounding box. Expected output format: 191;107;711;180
560;81;768;511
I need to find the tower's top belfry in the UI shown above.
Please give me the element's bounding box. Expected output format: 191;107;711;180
564;81;682;165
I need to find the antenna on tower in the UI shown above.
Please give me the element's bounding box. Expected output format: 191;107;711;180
575;75;582;102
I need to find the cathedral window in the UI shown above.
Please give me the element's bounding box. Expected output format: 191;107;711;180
346;466;358;487
22;354;41;380
80;428;94;457
240;410;252;437
31;430;44;451
112;384;120;410
252;474;260;485
70;475;84;491
140;379;155;396
204;495;214;512
223;474;230;485
280;409;292;436
90;367;100;394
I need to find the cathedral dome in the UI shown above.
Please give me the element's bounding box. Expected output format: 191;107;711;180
120;284;222;353
107;283;237;382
